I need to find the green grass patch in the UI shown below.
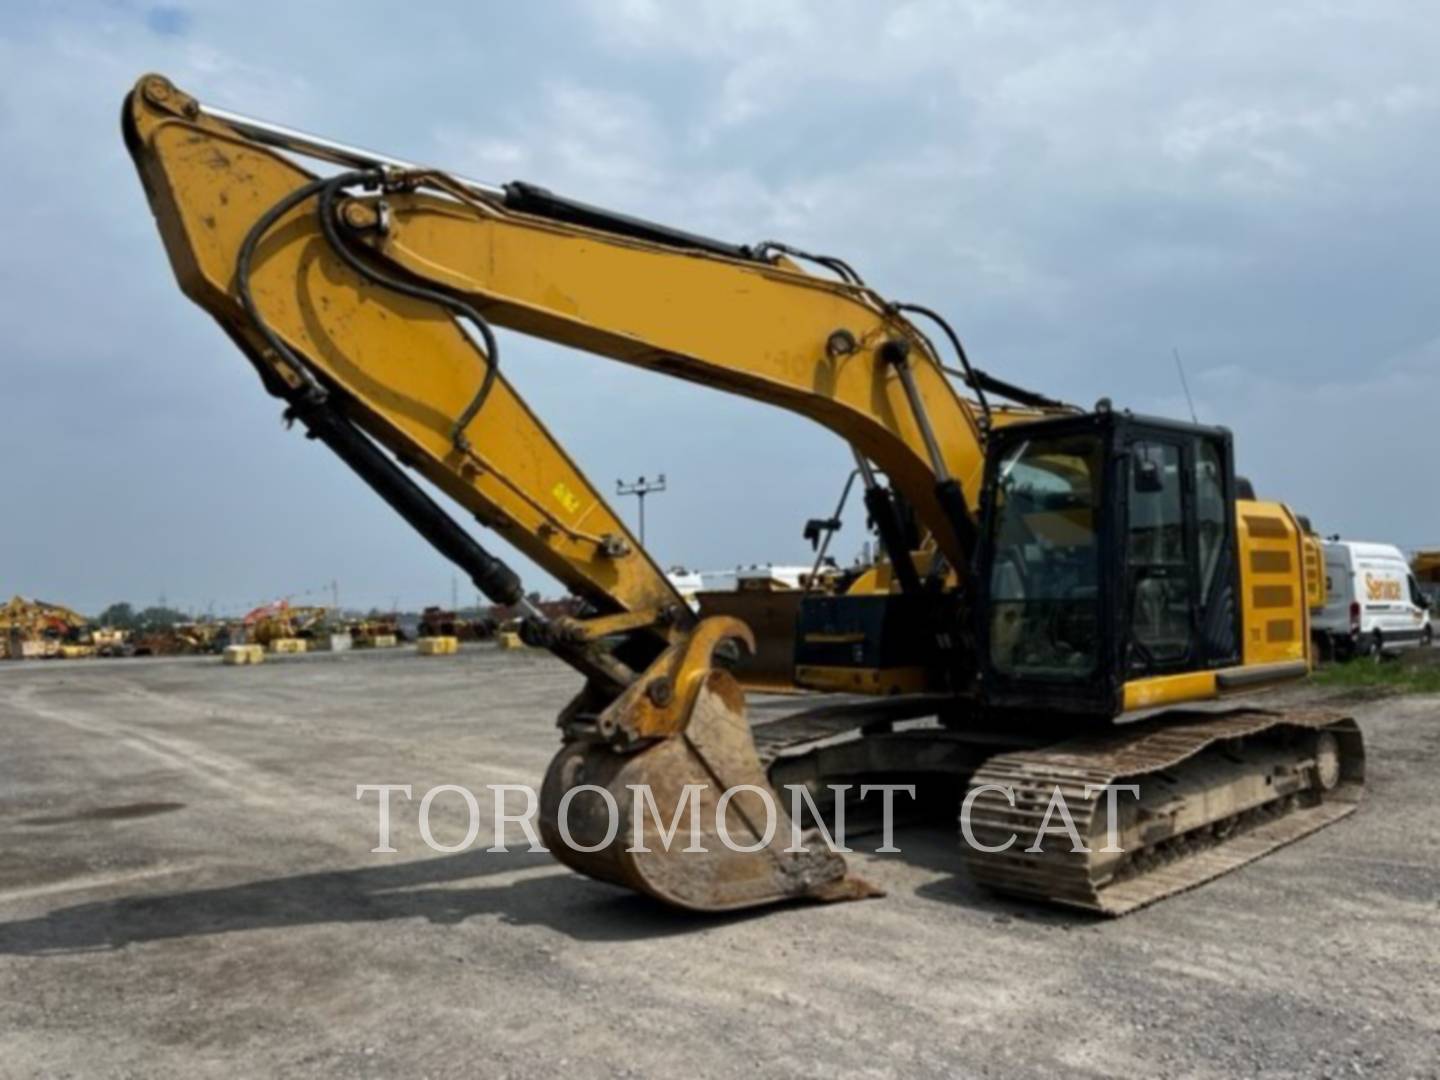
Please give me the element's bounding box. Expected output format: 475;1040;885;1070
1310;656;1440;694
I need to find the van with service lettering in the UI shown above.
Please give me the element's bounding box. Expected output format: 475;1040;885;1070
1312;540;1432;659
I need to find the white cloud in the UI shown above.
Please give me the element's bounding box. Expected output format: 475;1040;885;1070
4;1;1440;610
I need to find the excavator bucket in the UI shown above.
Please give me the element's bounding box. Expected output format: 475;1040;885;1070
538;618;878;911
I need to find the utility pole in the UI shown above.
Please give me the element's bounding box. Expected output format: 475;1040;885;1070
616;474;666;547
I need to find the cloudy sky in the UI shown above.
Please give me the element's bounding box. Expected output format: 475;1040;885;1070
3;1;1438;615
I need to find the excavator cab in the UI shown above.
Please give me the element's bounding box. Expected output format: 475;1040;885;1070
975;409;1242;718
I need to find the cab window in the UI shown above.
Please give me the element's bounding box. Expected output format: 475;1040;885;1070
1127;441;1193;668
1194;442;1226;601
986;434;1104;679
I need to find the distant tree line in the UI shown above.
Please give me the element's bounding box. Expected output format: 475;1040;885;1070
94;602;191;631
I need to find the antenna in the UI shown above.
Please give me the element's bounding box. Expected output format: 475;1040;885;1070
1173;347;1198;424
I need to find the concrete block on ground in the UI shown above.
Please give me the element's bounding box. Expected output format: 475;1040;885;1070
417;635;459;656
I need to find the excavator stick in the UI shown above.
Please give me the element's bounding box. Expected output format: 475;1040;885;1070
539;617;878;911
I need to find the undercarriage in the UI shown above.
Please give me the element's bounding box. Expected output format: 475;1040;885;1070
540;688;1365;915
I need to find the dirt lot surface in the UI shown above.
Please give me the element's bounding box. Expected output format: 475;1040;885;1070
1;648;1437;1079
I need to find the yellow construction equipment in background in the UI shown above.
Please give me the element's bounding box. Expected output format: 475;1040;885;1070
91;627;131;656
1;595;89;659
347;616;402;648
125;74;1364;916
243;601;329;648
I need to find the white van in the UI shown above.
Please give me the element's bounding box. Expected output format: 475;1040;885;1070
1312;540;1433;659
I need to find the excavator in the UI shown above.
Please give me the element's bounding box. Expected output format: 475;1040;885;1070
242;600;329;647
124;74;1364;915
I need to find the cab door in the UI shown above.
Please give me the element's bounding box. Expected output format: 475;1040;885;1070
1123;437;1196;674
1121;428;1241;677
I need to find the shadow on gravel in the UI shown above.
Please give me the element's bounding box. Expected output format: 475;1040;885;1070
872;824;1095;927
19;802;186;827
0;846;787;955
0;825;1089;956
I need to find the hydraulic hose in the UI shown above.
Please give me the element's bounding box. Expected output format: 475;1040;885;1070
233;173;530;610
316;170;503;450
892;302;991;431
235;174;335;402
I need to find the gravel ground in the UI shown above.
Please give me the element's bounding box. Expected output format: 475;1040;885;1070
1;647;1437;1079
